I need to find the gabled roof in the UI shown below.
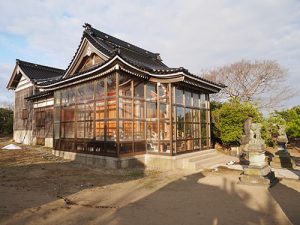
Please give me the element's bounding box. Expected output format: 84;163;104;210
63;23;168;78
7;59;64;89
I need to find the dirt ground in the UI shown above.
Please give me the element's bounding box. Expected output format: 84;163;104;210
0;137;300;225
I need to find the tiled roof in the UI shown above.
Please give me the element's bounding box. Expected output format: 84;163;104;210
25;90;53;100
17;59;64;81
85;24;168;69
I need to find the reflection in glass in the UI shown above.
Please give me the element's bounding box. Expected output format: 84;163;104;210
95;78;105;98
176;107;184;123
119;98;132;119
107;121;117;141
185;91;192;106
134;121;145;139
107;74;116;96
134;81;144;98
119;74;132;96
159;103;169;119
175;88;183;105
146;83;157;100
193;93;199;107
134;100;144;119
146;102;157;118
119;120;132;140
95;121;105;140
96;101;105;120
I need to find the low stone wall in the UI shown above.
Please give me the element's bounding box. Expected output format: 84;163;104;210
14;130;33;145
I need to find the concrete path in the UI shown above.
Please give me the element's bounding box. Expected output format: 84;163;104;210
225;164;300;180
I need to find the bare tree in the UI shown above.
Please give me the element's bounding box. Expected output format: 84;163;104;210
203;59;294;111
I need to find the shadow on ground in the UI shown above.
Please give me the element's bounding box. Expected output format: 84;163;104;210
0;147;146;224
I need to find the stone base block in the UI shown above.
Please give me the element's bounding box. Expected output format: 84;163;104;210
239;165;278;187
270;153;296;169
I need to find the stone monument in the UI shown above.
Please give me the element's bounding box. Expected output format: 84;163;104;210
239;118;278;187
270;125;295;169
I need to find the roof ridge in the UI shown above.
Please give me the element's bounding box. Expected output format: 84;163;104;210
85;25;160;59
16;59;65;72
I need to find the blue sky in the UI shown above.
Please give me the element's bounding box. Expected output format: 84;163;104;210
0;0;300;109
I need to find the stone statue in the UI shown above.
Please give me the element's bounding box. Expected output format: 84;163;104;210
239;117;278;186
270;124;295;168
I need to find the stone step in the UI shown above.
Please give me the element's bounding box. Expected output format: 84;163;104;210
188;151;219;163
194;155;226;170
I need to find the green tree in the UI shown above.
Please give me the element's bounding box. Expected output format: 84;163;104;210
276;106;300;139
212;99;262;147
261;114;286;147
0;108;13;135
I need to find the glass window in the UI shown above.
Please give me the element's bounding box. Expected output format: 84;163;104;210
201;110;207;123
194;123;200;138
186;139;193;151
96;101;105;120
107;100;116;119
194;139;201;150
177;123;185;139
95;78;105;98
119;98;132;119
134;81;144;98
134;100;144;119
95;121;105;140
134;121;145;139
193;93;199;108
185;123;193;138
201;123;207;140
86;103;94;121
77;122;85;138
176;107;184;123
193;109;200;123
185;91;192;107
146;102;157;118
119;121;132;140
107;121;117;141
85;121;94;139
185;108;192;122
176;141;185;152
146;83;157;100
62;106;75;122
159;120;170;140
175;88;183;105
86;81;94;101
62;122;75;138
160;103;169;119
200;94;206;108
159;83;168;103
146;121;158;140
77;104;85;121
107;74;116;97
77;84;85;102
119;74;132;97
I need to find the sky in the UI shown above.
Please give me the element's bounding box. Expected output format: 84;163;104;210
0;0;299;109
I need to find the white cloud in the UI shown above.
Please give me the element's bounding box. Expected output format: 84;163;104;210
0;0;299;108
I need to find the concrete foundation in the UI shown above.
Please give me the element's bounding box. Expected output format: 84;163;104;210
52;149;217;170
14;130;33;145
45;138;53;148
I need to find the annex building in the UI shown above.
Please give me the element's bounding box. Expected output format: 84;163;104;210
7;23;224;168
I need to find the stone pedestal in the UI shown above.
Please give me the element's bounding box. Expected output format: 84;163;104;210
270;150;295;169
239;151;278;187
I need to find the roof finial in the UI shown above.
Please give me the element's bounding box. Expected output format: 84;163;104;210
83;23;92;31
